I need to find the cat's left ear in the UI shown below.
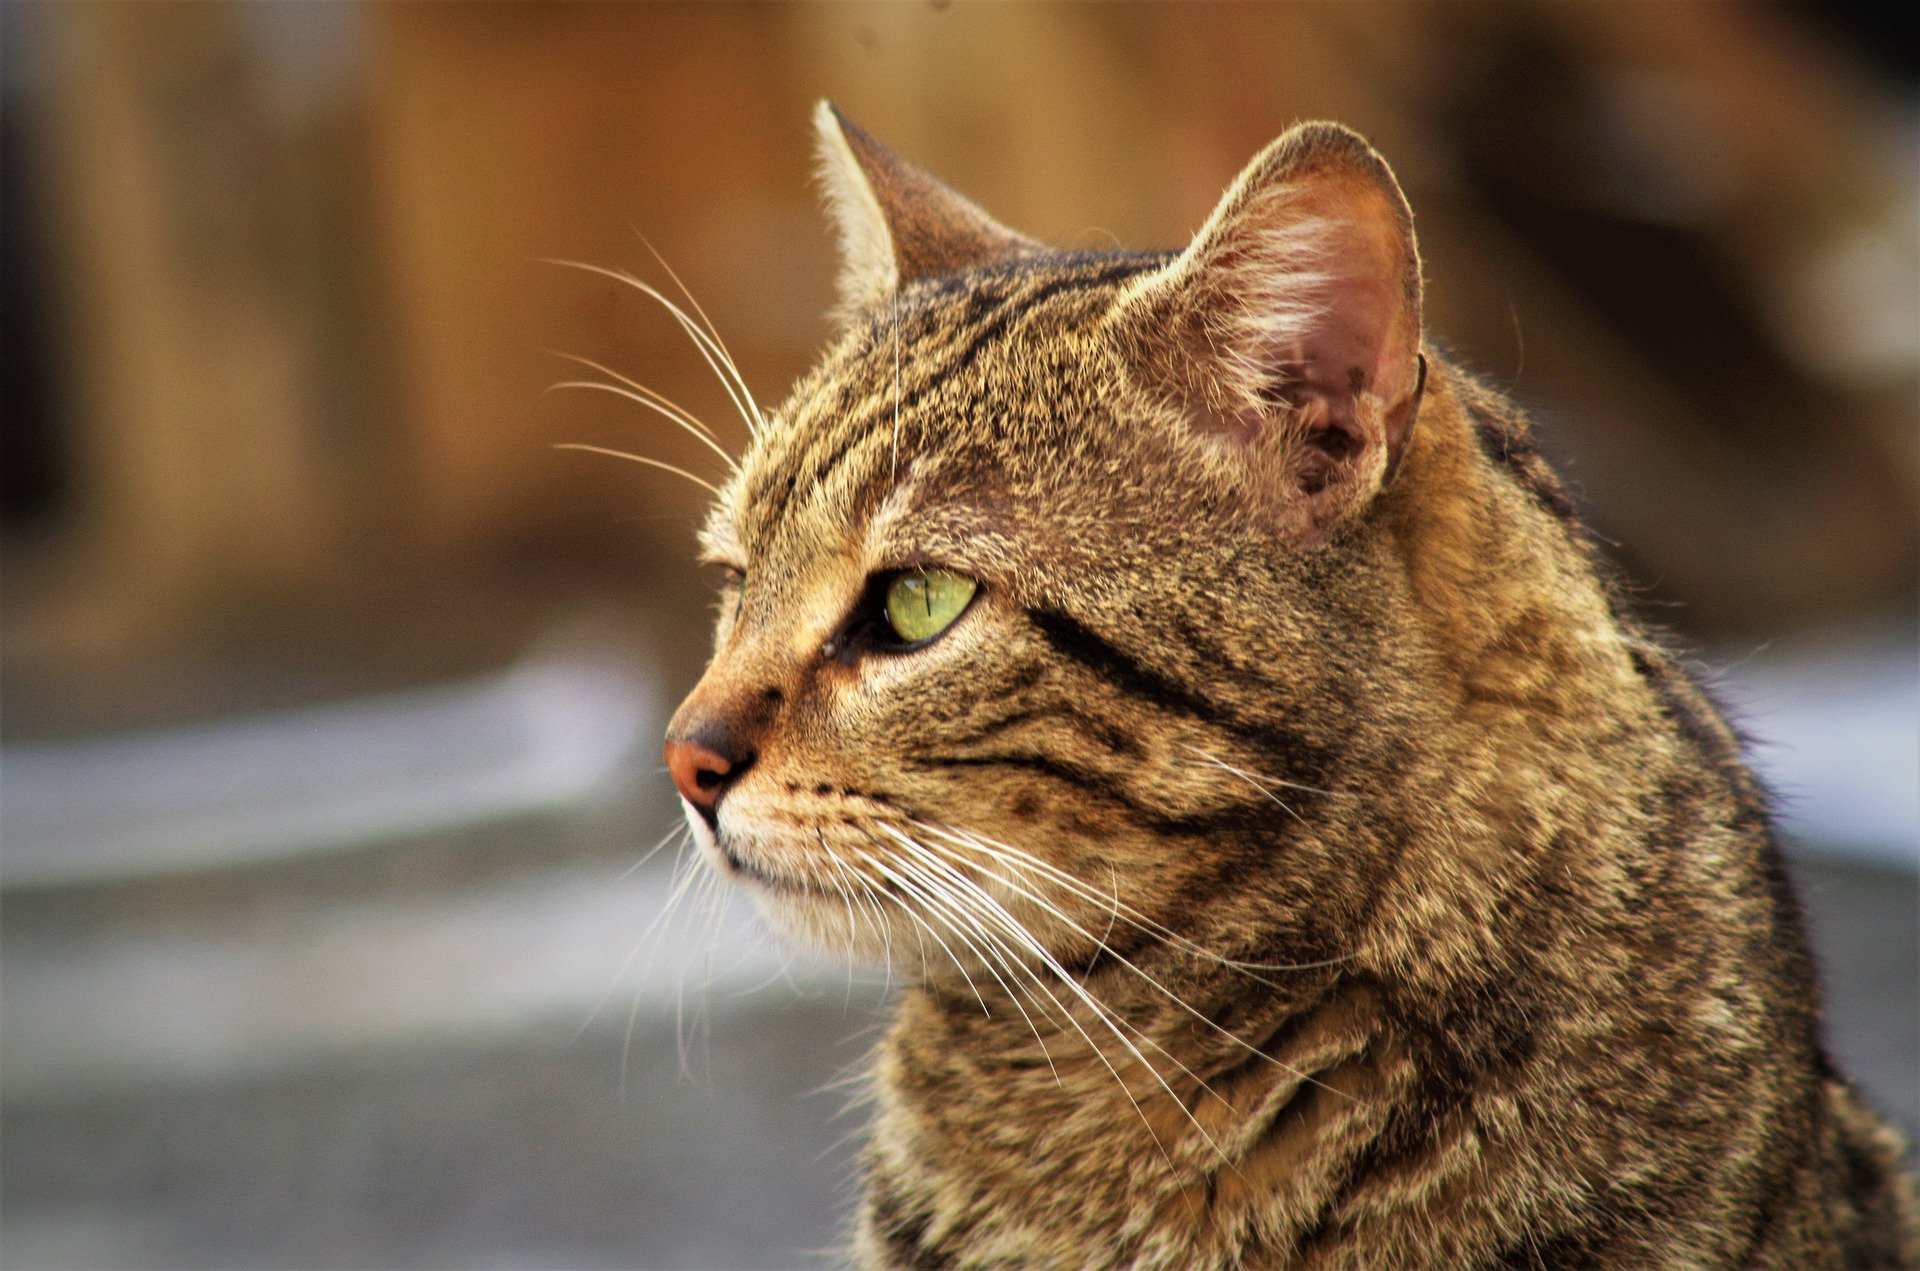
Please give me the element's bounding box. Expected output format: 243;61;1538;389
1119;122;1425;542
813;101;1041;320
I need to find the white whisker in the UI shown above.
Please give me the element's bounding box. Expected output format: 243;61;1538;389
583;824;694;1038
881;827;1237;1164
1179;741;1348;801
635;234;765;436
879;848;1062;1079
821;833;891;978
551;442;721;496
544;349;725;443
543;355;737;468
850;849;993;1022
871;839;1182;1165
907;825;1354;1108
618;848;706;1101
915;821;1348;976
890;301;902;482
541;258;767;438
544;380;736;468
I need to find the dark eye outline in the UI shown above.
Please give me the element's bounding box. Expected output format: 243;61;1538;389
705;563;746;624
827;567;981;662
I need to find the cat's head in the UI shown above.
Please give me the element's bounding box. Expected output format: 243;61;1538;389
665;104;1431;970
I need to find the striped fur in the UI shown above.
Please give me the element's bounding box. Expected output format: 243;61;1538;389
667;117;1918;1268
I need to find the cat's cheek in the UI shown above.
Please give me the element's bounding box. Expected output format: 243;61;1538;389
825;616;998;745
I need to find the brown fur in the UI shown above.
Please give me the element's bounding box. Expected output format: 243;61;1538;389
663;111;1918;1268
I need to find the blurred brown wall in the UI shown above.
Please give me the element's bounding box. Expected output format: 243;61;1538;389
7;1;1915;715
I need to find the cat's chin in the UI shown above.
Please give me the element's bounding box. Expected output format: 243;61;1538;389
742;885;898;965
687;824;900;963
711;837;824;897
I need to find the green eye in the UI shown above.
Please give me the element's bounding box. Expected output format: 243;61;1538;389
884;568;978;645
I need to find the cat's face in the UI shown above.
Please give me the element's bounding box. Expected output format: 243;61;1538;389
680;259;1240;962
665;107;1425;973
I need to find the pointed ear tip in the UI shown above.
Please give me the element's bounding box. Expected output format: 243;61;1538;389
812;99;845;140
812;101;876;184
1273;120;1396;180
1283;119;1375;149
814;100;876;152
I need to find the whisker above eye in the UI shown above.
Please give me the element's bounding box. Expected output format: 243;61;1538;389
550;442;722;496
634;231;763;435
539;257;767;439
542;353;738;469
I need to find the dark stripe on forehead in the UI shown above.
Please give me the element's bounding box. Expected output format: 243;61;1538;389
745;257;1155;538
796;261;1150;499
743;288;998;534
916;259;1150;404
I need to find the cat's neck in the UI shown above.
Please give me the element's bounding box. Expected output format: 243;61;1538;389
1381;362;1641;726
865;951;1399;1265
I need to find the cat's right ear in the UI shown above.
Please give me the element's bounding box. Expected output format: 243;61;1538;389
813;101;1040;320
1116;122;1425;544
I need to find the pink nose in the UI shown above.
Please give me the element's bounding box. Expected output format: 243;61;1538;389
666;737;737;812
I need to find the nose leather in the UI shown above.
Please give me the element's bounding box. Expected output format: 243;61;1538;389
666;738;730;812
664;723;756;819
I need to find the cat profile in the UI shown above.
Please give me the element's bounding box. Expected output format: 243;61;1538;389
657;102;1918;1268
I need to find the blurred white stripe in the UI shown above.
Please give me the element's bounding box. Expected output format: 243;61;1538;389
1716;637;1919;869
0;864;851;1099
0;655;656;887
0;632;1908;1099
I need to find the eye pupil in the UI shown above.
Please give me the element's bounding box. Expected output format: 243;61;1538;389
883;568;977;645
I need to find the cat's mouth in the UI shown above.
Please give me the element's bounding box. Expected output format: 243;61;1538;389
696;819;851;902
716;839;833;897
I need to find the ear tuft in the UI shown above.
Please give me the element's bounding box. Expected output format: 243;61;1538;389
1120;122;1425;542
811;101;1043;322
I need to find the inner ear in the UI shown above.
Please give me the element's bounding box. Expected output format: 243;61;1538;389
1117;122;1425;540
1278;353;1427;501
1297;404;1368;496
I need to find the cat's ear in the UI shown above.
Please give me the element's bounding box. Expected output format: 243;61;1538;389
813;100;1041;318
1120;122;1425;542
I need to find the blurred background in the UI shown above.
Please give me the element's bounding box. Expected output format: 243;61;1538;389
1;3;1914;1267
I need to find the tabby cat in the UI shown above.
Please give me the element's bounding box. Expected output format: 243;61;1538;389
657;104;1918;1268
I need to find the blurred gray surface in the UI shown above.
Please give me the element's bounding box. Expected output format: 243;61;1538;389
1793;855;1920;1136
1719;636;1919;869
0;853;1910;1271
1;1000;882;1271
0;647;655;888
